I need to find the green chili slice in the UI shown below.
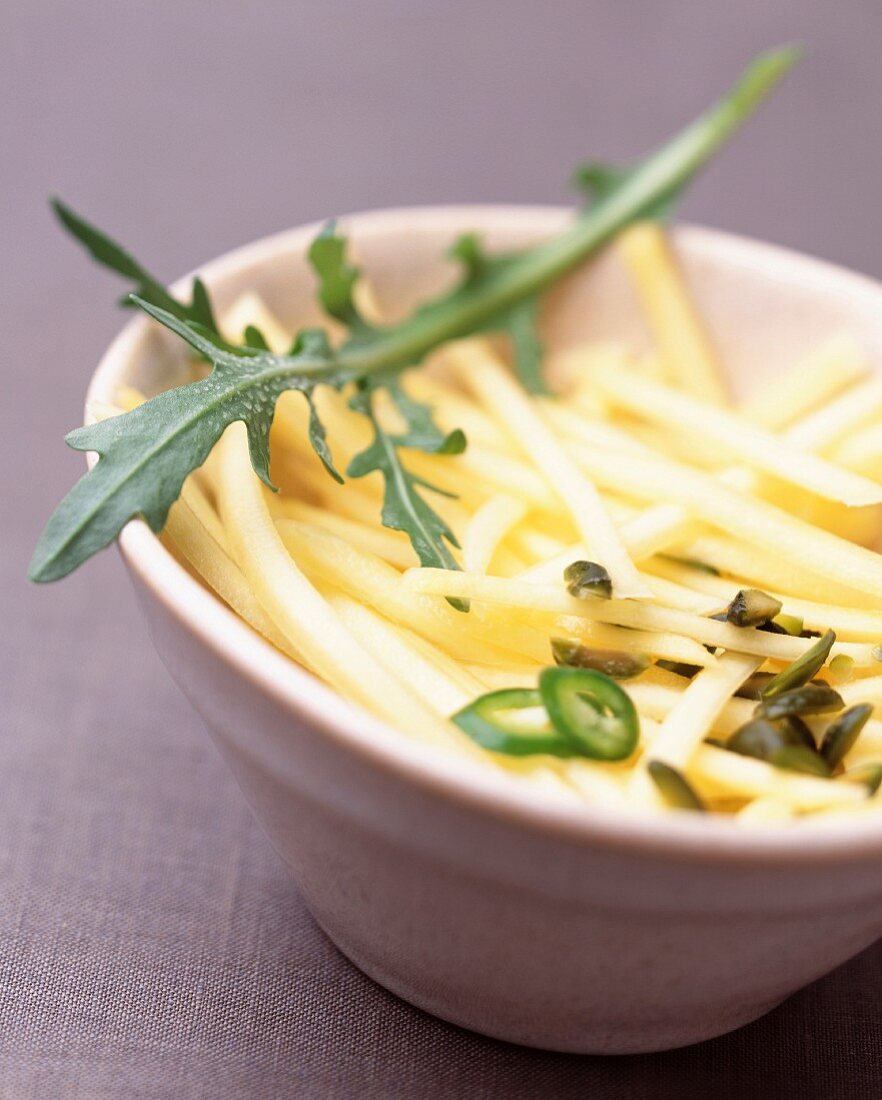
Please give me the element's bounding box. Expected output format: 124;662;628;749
564;560;613;600
760;630;836;700
820;703;873;770
539;666;639;761
452;688;575;758
648;761;705;811
551;638;649;680
755;682;843;721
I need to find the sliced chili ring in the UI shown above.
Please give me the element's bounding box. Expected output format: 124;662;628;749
451;688;575;757
539;666;639;761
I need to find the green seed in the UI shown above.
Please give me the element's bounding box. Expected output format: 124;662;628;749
727;719;791;761
756;682;844;720
564;560;613;600
776;714;817;750
648;761;705;811
723;588;783;628
551;638;649;680
761;630;836;700
734;671;776;700
770;745;832;777
820;703;873;770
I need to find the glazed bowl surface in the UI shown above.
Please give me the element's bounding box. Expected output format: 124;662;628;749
87;206;882;1053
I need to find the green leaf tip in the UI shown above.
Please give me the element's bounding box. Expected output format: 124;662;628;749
308;220;371;332
51;198;220;334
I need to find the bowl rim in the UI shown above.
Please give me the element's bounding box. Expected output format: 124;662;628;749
87;202;882;865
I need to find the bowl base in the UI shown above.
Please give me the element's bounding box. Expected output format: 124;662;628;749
308;906;789;1055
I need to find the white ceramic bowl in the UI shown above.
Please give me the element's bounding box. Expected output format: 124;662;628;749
87;207;882;1054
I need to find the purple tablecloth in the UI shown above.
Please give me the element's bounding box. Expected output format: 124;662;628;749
4;1;882;1095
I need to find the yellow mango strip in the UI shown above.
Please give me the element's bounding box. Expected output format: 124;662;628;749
736;798;795;822
738;334;868;430
668;532;881;609
327;593;478;716
617;221;728;404
213;424;461;748
647;557;882;640
462;495;528;574
402;568;878;665
163;489;294;657
536;615;716;667
273;502;414;569
784;376;882;454
586;365;882;506
639;653;761;772
833;422;882;478
274;518;541;665
691;747;865;811
562;442;882;600
447;340;651;599
513;545;721;613
629;680;753;735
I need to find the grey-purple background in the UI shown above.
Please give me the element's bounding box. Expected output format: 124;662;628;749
3;2;882;1096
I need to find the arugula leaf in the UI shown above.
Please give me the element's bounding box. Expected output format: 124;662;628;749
449;232;547;394
307;222;468;575
31;47;800;584
348;385;462;566
29;301;351;582
308;221;373;333
51;197;220;333
383;377;466;455
348;384;468;609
